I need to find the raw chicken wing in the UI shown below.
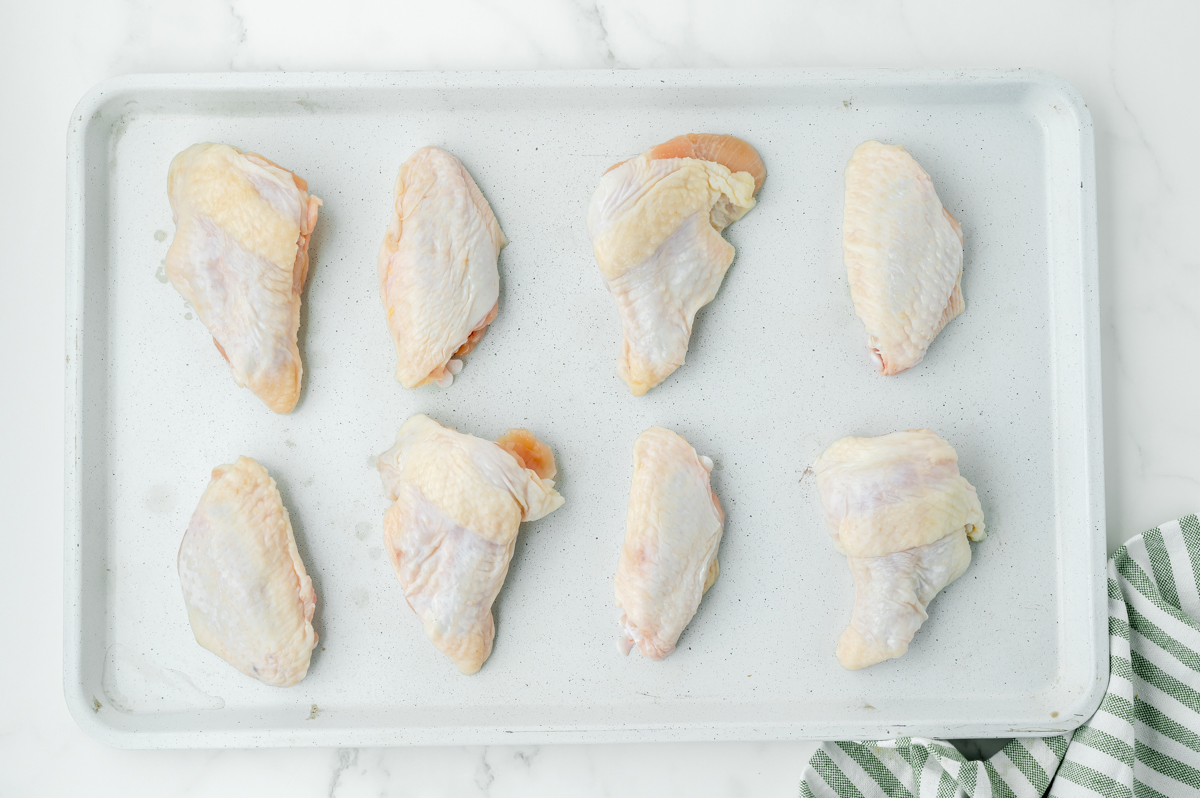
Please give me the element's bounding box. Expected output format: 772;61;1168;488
378;146;507;389
166;143;321;413
177;456;318;686
588;134;765;395
615;427;724;659
813;429;985;670
843;141;964;375
376;415;564;674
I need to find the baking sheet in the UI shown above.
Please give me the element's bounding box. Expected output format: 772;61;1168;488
64;69;1106;747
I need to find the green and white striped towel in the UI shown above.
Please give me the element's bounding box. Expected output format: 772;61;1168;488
801;514;1200;798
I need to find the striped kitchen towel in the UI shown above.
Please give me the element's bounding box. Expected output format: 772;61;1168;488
801;514;1200;798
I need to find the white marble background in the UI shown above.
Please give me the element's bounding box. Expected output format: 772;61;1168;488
3;0;1198;794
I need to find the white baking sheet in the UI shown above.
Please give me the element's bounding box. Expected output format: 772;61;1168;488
64;69;1106;747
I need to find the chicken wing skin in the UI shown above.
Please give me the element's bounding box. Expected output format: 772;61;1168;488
615;427;724;660
166;143;320;413
813;429;985;670
378;146;507;389
376;415;564;674
588;134;765;395
843;141;964;376
177;457;317;687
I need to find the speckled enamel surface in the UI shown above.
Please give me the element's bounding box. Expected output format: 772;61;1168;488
64;70;1104;747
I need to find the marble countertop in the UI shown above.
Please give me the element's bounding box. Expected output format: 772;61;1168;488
3;0;1198;794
